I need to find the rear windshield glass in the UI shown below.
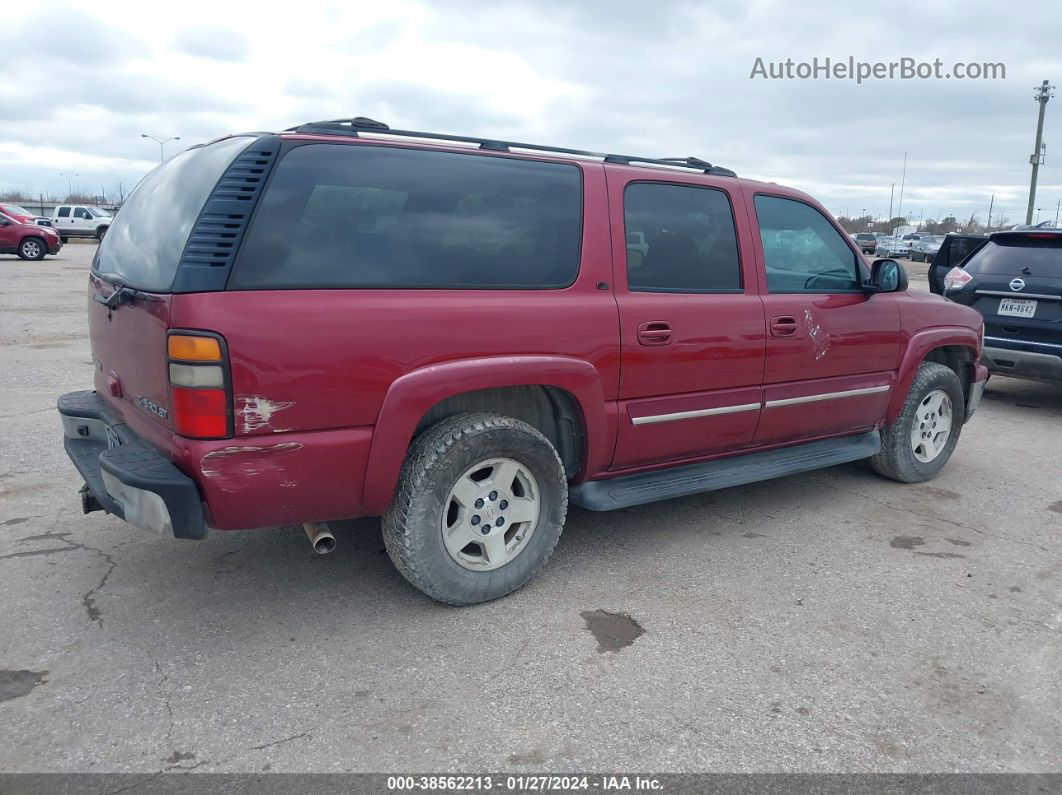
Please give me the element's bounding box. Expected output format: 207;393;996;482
93;136;253;291
230;143;583;289
964;236;1062;275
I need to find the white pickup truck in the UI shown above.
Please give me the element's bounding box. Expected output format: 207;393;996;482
51;205;112;241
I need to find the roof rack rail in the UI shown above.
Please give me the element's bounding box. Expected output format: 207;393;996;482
287;117;737;177
603;154;737;177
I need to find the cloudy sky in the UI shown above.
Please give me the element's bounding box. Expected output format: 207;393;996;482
1;0;1060;225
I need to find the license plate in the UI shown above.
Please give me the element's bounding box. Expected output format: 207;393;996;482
998;298;1037;318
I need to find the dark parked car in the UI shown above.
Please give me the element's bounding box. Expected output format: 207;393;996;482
58;118;988;605
928;234;988;294
942;229;1062;381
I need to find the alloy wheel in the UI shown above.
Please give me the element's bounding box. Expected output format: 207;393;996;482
910;389;953;463
441;457;540;571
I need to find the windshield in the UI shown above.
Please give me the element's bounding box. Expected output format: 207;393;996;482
1;204;31;217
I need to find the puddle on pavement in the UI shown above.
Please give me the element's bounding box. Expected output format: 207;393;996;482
0;669;48;702
581;610;644;653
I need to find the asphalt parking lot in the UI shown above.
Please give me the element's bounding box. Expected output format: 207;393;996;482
1;244;1060;773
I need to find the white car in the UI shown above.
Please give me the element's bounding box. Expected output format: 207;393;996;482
52;204;112;241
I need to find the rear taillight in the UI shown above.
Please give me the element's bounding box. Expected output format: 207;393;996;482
167;332;230;439
943;267;973;290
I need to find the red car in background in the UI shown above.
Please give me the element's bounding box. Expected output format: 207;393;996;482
0;202;39;224
0;211;62;260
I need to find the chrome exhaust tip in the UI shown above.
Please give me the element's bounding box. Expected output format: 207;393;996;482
303;522;336;555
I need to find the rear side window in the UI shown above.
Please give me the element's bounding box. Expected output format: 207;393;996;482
93;136;254;291
57;207;70;218
623;182;741;293
964;235;1062;275
230;144;582;289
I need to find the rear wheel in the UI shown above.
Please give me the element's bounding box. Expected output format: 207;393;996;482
18;237;46;261
870;362;964;483
383;412;568;605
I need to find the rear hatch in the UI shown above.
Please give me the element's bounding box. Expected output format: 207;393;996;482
962;232;1062;347
88;135;258;441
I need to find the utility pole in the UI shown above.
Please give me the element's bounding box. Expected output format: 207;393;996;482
888;183;895;224
1026;80;1055;225
1055;197;1060;227
896;152;908;228
987;194;994;230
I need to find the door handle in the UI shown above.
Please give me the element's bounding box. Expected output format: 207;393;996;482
637;321;673;346
770;315;798;338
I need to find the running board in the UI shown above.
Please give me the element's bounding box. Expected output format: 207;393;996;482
570;431;880;511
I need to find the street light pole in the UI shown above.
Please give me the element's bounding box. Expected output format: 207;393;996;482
1026;80;1055;225
141;134;181;164
58;172;79;198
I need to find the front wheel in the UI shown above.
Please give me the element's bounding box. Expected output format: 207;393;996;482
95;226;108;241
383;412;568;605
870;362;964;483
18;237;46;261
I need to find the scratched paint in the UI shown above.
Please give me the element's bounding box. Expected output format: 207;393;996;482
804;308;830;361
237;396;295;434
200;442;303;492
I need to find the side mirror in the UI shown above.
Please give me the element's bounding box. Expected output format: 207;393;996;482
866;259;908;293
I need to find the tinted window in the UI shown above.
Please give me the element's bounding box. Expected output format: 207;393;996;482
755;196;861;293
93;136;253;291
231;144;582;289
945;236;985;267
964;235;1062;275
58;207;70;218
623;182;741;292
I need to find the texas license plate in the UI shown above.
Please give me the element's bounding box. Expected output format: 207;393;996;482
998;298;1037;318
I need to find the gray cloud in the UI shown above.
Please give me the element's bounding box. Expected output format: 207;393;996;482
3;7;147;66
173;25;250;62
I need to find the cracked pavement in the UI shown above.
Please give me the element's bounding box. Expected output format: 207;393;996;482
1;245;1061;772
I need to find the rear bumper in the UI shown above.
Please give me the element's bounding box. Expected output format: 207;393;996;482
58;391;207;540
982;344;1062;382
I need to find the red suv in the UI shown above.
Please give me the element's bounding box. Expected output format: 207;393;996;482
59;118;988;604
1;211;62;260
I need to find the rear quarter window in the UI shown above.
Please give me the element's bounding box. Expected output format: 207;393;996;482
230;143;583;290
93;136;255;292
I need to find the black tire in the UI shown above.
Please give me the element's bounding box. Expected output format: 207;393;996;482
870;362;964;483
95;226;108;241
60;236;69;244
382;412;568;605
17;237;47;261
